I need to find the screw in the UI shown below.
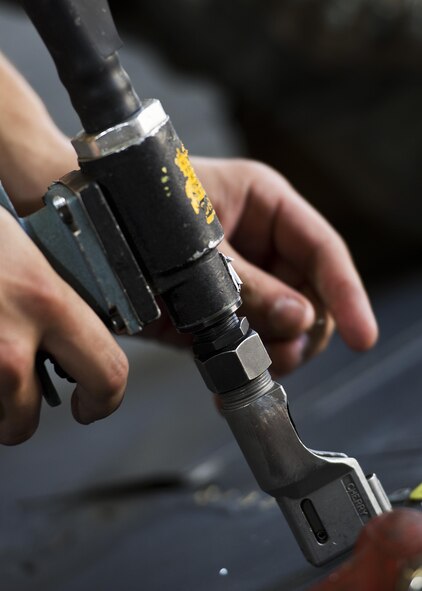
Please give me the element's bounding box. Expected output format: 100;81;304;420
52;195;74;226
109;309;126;334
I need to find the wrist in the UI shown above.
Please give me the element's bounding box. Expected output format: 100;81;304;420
0;53;78;214
1;133;77;215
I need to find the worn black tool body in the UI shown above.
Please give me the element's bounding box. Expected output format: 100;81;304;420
1;0;391;566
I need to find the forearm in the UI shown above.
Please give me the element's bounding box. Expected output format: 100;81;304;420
0;52;77;214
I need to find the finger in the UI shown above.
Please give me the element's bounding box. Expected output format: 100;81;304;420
199;160;378;350
267;306;333;378
301;286;336;360
41;283;129;425
268;257;305;291
267;335;312;377
269;262;336;357
221;241;315;342
190;157;250;236
269;180;378;350
0;340;41;445
1;210;128;426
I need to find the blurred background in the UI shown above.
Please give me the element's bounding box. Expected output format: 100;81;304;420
110;0;422;279
1;1;422;590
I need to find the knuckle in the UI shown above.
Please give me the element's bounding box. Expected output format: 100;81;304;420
231;157;254;170
21;275;64;321
0;425;36;446
243;158;268;173
0;400;39;446
313;223;345;254
101;349;129;398
234;158;272;180
313;234;333;259
245;159;290;189
334;229;349;251
0;343;32;393
241;159;274;179
332;275;358;301
332;231;351;260
332;228;352;259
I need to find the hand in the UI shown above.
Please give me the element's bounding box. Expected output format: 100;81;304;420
0;208;128;444
191;157;378;376
0;54;129;444
0;54;376;407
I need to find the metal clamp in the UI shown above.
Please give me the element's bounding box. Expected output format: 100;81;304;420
72;99;168;161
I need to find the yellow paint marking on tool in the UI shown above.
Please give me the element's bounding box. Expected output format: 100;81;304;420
409;483;422;501
160;166;171;197
174;145;215;224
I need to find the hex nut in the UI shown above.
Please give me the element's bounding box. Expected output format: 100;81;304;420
193;317;250;357
195;330;271;393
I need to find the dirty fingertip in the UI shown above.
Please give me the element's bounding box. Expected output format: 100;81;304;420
268;333;311;377
269;296;315;337
71;386;95;425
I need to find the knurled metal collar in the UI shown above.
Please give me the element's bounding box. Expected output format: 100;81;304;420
72;99;168;161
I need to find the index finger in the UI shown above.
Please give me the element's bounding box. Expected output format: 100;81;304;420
268;176;378;350
41;278;129;424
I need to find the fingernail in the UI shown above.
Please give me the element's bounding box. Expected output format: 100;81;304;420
71;389;95;425
270;297;313;333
